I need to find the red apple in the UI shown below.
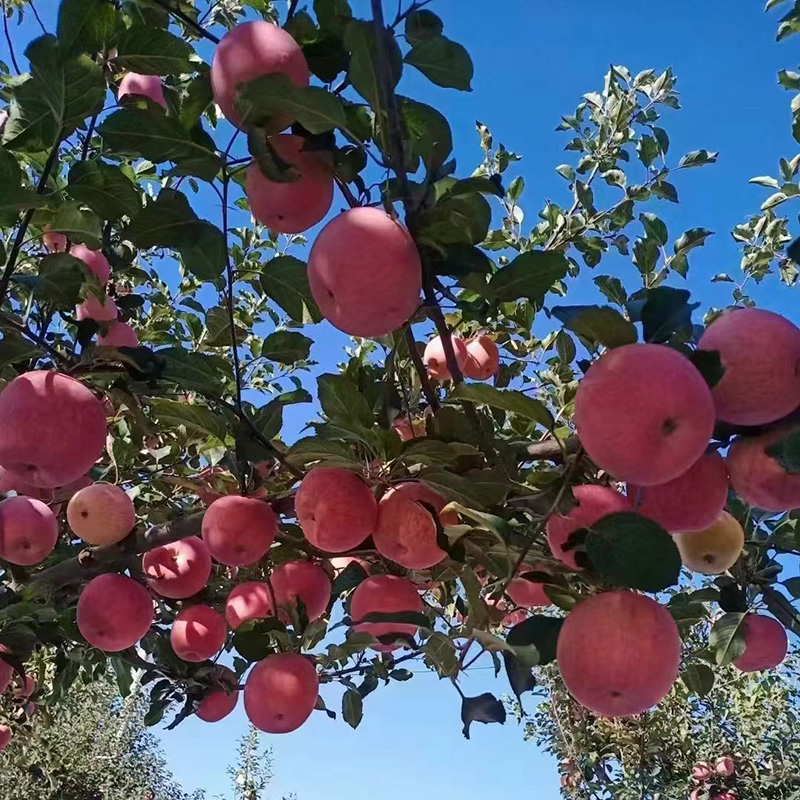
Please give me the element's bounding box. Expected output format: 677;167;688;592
77;573;154;652
715;756;735;777
350;574;424;653
196;665;239;723
244;652;318;733
423;335;468;381
170;605;227;662
245;134;333;233
75;294;118;323
67;483;135;545
0;496;58;565
43;225;67;253
97;321;139;348
269;560;331;622
70;244;111;286
226;581;272;630
295;467;377;552
733;614;787;672
506;571;551;608
142;536;212;599
557;590;681;717
0;724;11;751
308;207;422;338
462;335;500;380
0;371;107;488
574;343;715;485
201;495;277;566
211;21;310;130
118;72;167;109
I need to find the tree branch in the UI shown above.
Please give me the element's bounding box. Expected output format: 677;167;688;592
0;130;63;304
1;0;20;74
151;0;221;44
0;312;74;367
524;435;580;462
404;326;440;411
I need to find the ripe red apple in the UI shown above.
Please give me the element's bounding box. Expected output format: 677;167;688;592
574;343;715;485
67;483;135;545
556;590;681;717
393;482;458;526
118;72;167;109
506;570;551;608
715;756;735;777
727;428;800;511
351;574;424;653
211;20;310;130
43;225;67;253
733;614;787;672
75;294;118;323
226;581;271;629
462;335;500;381
171;604;227;662
270;560;331;622
423;335;468;380
698;307;800;425
692;761;713;782
308;207;422;338
244;652;318;734
97;321;139;348
196;665;239;723
629;451;729;533
392;417;426;441
328;556;371;576
143;536;212;599
0;372;107;489
546;484;631;569
245;134;333;233
77;573;154;652
295;467;377;552
70;243;110;286
373;486;446;570
201;495;277;566
0;724;11;751
0;496;58;565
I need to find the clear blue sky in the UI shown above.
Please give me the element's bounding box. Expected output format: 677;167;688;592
4;1;800;797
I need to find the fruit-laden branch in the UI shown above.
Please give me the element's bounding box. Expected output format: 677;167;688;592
29;511;205;592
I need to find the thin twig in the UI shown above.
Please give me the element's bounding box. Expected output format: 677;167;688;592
151;0;220;44
333;175;360;209
0;312;73;367
0;130;64;304
390;0;434;29
286;0;300;22
1;0;20;74
29;1;47;34
81;114;98;161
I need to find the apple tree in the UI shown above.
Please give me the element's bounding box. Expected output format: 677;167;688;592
0;0;798;783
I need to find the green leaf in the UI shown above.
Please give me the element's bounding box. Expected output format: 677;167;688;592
148;398;228;442
261;331;313;365
488;250;568;303
0;187;47;219
250;389;312;442
593;275;627;306
766;428;800;473
551;305;637;349
50;201;103;249
405;9;444;44
67;160;140;220
461;693;505;739
423;632;459;677
784;577;800;598
0;333;42;366
674;227;713;255
419;191;491;247
115;25;195;75
314;0;353;35
235;73;347;134
341;688;363;729
344;20;403;106
444;176;504;199
288;437;361;469
779;68;800;90
260;256;322;324
681;662;715;696
709;612;746;665
639;212;668;245
233;618;286;662
57;0;117;55
651;180;679;203
749;175;782;189
32;253;89;309
506;615;563;666
405;35;473;91
585;512;681;592
627;286;698;344
678;149;718;168
158;347;230;396
637;134;659;167
127;189;226;280
450;384;553;429
98;109;222;182
317;373;372;428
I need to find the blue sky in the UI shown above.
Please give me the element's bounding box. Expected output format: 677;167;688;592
4;1;800;797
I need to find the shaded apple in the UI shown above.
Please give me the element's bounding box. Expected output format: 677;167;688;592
225;581;271;629
70;244;110;286
350;574;424;653
244;652;318;734
196;665;239;723
97;321;139;348
118;72;167;109
557;590;681;717
462;335;500;381
423;335;468;381
77;573;154;652
75;294;118;323
0;495;58;565
245;134;333;233
308;207;422;338
733;614;787;672
171;604;227;662
574;343;715;485
0;371;107;488
43;225;67;253
269;560;331;623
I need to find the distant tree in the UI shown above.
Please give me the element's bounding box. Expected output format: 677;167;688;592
0;673;201;800
218;725;295;800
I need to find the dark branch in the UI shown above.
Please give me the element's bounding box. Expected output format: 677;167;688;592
1;0;19;74
524;435;580;462
404;326;440;411
151;0;221;44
